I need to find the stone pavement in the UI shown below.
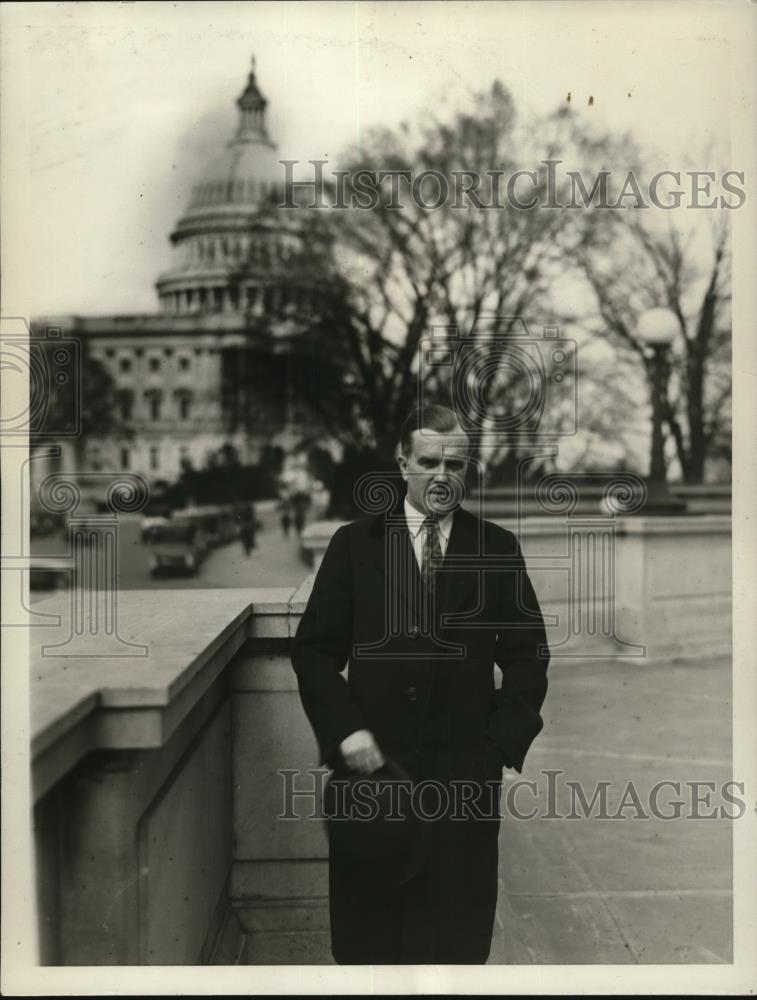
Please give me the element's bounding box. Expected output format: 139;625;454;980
490;652;732;965
245;652;732;966
189;508;309;590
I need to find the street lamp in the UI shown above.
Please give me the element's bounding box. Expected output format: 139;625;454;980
635;307;686;514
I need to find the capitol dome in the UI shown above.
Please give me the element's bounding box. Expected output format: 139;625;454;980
175;57;283;233
155;58;300;318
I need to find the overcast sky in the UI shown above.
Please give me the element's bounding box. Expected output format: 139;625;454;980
3;0;745;315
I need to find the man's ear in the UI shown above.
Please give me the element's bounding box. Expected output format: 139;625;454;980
397;451;408;480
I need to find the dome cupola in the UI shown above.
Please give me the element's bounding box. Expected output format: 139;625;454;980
155;57;298;318
235;56;270;143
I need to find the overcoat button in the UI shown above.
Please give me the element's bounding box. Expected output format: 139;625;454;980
407;686;418;701
409;625;420;638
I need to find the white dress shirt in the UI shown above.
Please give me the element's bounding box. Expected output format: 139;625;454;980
404;497;454;570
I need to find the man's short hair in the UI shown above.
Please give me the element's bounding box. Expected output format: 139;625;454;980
399;404;463;456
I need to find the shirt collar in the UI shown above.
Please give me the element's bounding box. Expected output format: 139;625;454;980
404;496;455;541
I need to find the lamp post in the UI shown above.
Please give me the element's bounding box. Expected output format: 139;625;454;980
635;307;687;514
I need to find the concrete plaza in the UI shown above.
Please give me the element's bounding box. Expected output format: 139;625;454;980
490;652;732;965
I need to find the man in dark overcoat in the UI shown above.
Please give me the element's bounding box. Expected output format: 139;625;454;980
291;404;550;964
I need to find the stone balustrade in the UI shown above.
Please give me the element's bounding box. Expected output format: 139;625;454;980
32;583;327;966
469;483;731;517
301;515;732;664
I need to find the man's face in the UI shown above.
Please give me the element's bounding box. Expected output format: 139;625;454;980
398;427;470;516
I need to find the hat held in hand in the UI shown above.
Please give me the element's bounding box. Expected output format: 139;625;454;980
324;757;431;886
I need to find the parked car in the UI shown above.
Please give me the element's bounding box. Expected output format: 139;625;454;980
172;504;243;547
29;556;71;592
145;522;206;576
140;515;170;545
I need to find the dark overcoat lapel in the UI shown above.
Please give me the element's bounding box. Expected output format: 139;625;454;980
434;506;483;624
355;501;492;672
359;502;470;656
361;503;422;638
364;501;484;629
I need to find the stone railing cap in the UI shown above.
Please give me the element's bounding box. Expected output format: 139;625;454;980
30;585;309;788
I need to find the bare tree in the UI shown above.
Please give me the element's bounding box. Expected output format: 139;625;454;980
262;83;579;510
574;208;731;483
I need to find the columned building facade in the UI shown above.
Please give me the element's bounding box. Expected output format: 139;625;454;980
32;59;320;483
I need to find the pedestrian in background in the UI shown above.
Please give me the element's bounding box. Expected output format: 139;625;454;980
279;497;292;538
241;503;257;556
291;492;311;536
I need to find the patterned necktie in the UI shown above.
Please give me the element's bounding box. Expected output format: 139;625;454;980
420;515;443;596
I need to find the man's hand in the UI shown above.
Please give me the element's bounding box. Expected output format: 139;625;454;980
339;729;385;774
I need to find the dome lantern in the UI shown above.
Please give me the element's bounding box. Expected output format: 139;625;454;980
235;55;269;142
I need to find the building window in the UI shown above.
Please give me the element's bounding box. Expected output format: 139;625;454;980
149;357;160;373
149;446;160;471
175;389;192;421
119;357;132;373
145;390;162;421
120;447;130;470
117;389;134;422
179;356;191;372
